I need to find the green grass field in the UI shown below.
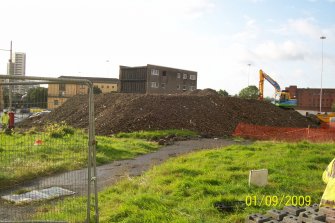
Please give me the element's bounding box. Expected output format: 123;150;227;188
0;126;160;189
35;141;335;222
0;127;197;189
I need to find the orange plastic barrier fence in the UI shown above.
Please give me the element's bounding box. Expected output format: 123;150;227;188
233;123;335;142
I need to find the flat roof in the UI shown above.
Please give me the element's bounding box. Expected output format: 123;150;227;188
119;64;197;73
59;76;119;83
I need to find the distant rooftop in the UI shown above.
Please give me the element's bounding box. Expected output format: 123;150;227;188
59;76;119;83
120;64;197;73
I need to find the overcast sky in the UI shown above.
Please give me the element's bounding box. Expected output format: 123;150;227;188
0;0;334;97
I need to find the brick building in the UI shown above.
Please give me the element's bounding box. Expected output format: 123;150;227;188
285;85;335;112
119;64;197;94
48;76;119;110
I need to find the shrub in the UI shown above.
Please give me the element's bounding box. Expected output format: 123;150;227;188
45;122;75;138
27;127;37;135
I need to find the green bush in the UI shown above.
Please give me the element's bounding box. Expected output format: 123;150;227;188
45;122;75;138
27;127;37;135
114;129;197;140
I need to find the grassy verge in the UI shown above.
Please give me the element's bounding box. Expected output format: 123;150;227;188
114;129;198;140
35;141;335;222
0;127;196;189
0;124;159;189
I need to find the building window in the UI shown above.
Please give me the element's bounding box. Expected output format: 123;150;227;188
177;85;180;90
162;71;167;76
183;85;187;90
107;85;109;89
177;73;181;78
151;69;159;75
80;84;85;89
59;83;65;91
190;74;197;80
112;86;115;89
183;73;188;79
54;100;59;106
59;91;65;97
190;86;196;91
101;85;104;89
161;83;166;88
151;82;159;88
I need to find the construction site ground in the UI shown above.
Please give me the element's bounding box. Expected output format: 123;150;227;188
7;90;326;221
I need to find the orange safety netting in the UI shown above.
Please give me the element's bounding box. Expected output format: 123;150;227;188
233;123;335;142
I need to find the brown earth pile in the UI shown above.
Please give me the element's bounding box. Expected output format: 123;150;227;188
39;92;317;136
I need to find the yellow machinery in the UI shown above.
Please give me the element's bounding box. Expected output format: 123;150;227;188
316;113;335;123
258;69;297;108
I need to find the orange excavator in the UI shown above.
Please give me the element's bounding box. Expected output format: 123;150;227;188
258;69;297;109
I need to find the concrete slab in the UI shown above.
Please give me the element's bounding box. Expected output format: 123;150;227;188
249;169;268;187
1;187;75;204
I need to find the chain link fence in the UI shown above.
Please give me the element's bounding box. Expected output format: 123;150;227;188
0;75;98;222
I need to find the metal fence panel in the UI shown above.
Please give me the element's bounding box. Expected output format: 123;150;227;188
0;75;98;223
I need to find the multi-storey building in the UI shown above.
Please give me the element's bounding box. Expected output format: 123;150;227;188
13;52;26;76
47;76;119;110
285;85;335;112
10;52;27;95
119;64;197;94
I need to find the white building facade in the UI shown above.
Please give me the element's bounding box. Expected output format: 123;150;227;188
7;52;27;95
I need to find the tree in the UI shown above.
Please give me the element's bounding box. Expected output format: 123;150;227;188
332;102;335;112
93;86;102;94
238;85;259;99
2;88;9;108
25;87;48;108
217;89;229;97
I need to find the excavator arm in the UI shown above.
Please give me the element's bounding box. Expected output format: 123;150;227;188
258;69;297;108
258;69;281;100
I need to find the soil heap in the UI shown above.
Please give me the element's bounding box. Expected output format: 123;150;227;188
40;92;316;136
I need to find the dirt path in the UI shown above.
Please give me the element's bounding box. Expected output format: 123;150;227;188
97;138;247;190
0;138;248;221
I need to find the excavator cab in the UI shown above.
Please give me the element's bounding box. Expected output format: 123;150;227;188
276;92;297;108
279;92;289;101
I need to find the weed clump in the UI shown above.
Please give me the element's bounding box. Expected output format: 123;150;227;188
27;127;37;135
45;122;75;138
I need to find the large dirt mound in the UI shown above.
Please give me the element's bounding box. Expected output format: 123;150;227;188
41;93;316;136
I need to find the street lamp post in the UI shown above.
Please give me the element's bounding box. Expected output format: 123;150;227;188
247;63;251;86
320;36;326;113
106;60;111;76
0;41;13;111
9;41;13;111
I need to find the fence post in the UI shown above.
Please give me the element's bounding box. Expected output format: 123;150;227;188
307;125;310;138
87;81;99;223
